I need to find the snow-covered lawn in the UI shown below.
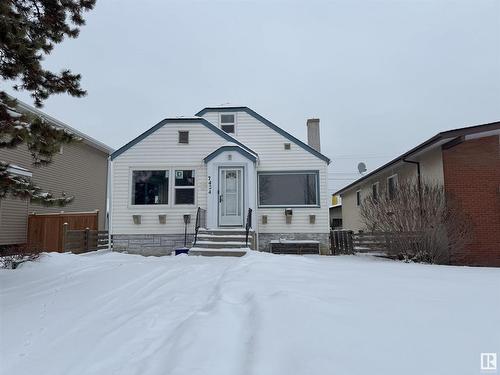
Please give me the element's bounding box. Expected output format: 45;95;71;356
1;251;499;375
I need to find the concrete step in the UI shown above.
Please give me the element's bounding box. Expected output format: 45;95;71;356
196;233;248;242
188;248;248;257
198;228;252;236
192;240;248;249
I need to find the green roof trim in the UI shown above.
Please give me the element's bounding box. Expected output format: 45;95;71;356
195;107;331;164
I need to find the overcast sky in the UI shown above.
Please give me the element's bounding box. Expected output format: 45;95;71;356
5;0;500;193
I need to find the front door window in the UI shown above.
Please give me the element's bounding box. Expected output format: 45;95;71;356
219;167;243;226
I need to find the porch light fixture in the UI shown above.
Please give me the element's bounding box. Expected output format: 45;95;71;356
132;215;141;224
285;208;293;224
158;214;166;224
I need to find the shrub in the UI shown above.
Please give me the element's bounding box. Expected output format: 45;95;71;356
359;180;471;264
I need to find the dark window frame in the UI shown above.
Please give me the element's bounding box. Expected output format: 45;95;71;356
356;190;361;206
257;170;320;208
178;131;189;144
174;169;196;205
220;113;236;134
387;174;398;200
372;182;379;201
131;170;169;206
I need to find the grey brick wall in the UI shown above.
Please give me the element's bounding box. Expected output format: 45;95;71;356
258;233;330;254
113;234;194;256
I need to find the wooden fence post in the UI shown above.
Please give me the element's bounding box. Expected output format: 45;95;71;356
84;227;90;252
348;230;354;254
62;222;68;252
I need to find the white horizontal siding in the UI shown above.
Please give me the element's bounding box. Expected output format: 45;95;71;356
201;111;329;234
111;121;226;235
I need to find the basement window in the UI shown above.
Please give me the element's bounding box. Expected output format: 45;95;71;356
178;131;189;144
258;171;319;207
132;170;169;205
220;113;235;134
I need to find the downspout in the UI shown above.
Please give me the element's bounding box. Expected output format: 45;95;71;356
107;155;113;251
254;158;259;251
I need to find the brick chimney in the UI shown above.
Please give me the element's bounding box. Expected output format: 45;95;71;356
307;118;321;152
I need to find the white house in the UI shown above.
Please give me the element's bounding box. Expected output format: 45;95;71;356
109;106;331;255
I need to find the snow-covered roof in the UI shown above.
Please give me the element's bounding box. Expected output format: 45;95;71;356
6;164;32;177
14;98;114;155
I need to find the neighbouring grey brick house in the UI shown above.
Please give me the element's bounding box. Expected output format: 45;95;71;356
0;99;114;246
109;106;331;256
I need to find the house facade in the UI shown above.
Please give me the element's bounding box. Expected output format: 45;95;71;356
109;107;331;255
335;121;500;266
0;100;113;247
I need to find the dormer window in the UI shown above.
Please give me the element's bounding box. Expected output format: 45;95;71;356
220;113;235;134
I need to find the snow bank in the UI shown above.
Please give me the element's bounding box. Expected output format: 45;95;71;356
1;251;499;375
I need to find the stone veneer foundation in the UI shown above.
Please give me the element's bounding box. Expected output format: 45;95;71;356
113;232;330;256
113;234;194;256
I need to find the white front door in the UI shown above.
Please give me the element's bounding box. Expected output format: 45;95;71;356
219;167;244;226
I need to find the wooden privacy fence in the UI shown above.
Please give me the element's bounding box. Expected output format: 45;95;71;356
28;211;99;252
62;225;112;254
331;230;419;254
330;230;354;254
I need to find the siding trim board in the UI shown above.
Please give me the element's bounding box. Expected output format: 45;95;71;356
195;107;331;164
110;118;256;161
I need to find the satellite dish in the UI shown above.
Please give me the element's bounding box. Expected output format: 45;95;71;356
357;162;367;174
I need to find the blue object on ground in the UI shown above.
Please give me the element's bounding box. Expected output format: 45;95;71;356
175;247;190;256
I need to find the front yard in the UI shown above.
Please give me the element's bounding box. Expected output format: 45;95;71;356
1;251;499;375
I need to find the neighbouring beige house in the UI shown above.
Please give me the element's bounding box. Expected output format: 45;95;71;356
334;121;500;266
0;99;113;247
329;194;342;229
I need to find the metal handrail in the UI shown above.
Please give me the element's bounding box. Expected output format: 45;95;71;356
245;208;252;247
193;207;206;246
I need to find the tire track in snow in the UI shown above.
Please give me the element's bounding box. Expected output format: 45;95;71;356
159;256;261;375
141;258;242;375
78;258;239;375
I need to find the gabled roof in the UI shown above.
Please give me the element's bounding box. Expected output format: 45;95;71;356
14;98;114;154
204;143;257;163
195;106;331;164
333;120;500;196
110;117;256;160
